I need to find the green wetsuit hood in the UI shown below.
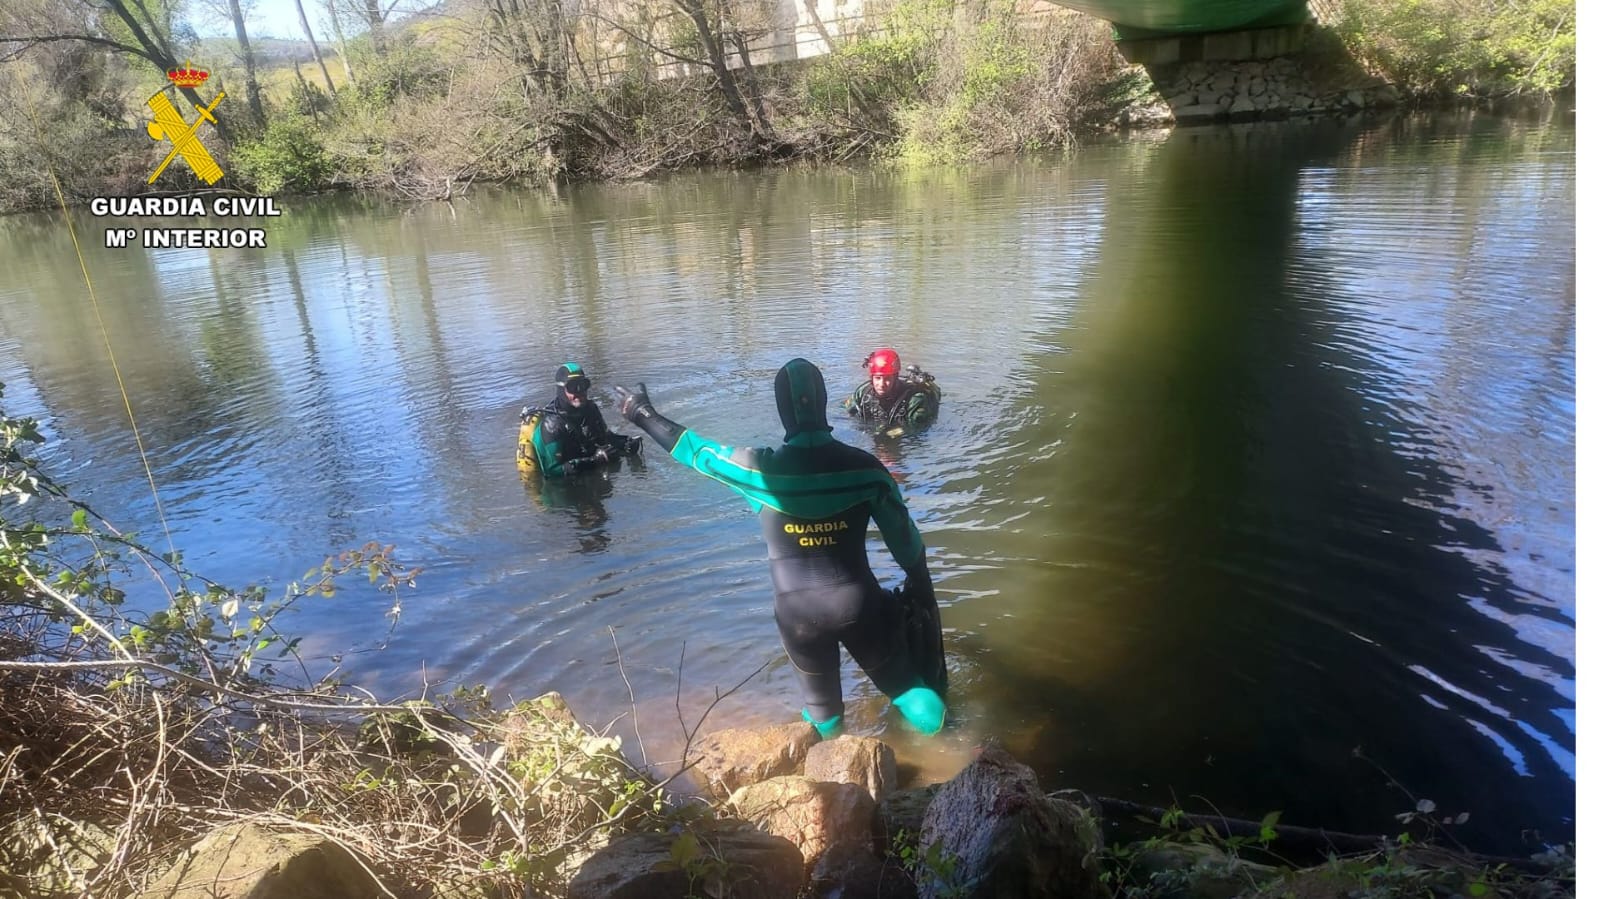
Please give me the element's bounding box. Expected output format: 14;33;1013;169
775;358;833;443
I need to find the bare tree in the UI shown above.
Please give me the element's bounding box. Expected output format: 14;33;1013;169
224;0;266;125
293;0;337;93
323;0;357;84
676;0;765;137
363;0;387;54
1;0;234;138
480;0;572;100
585;0;774;141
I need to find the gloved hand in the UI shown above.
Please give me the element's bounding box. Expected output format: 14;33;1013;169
611;383;686;451
593;446;612;464
611;383;656;425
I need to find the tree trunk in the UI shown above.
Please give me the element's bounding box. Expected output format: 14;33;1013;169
105;0;234;140
290;59;322;121
483;0;544;106
802;0;835;53
293;0;338;94
225;0;266;126
324;0;357;84
723;11;773;138
534;0;568;96
364;0;387;55
674;0;759;138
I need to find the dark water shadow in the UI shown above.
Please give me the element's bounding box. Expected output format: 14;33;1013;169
942;115;1573;855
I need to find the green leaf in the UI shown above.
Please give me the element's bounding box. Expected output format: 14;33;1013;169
1259;810;1281;844
1468;882;1488;897
669;832;700;866
71;509;87;530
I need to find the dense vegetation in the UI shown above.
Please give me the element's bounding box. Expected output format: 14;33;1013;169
1332;0;1575;97
0;0;1572;213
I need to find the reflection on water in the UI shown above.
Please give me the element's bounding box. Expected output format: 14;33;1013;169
0;107;1573;854
522;456;653;556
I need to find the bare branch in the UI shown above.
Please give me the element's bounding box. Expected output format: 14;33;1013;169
0;33;161;65
580;9;710;70
0;659;423;714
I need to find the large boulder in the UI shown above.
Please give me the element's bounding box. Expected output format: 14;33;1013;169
567;827;805;899
0;816;116;897
134;822;385;899
880;785;941;846
729;776;879;867
917;746;1108;899
804;735;897;803
690;723;820;798
809;844;918;899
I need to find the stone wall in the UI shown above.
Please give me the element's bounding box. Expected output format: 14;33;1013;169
1115;24;1403;125
1150;55;1401;123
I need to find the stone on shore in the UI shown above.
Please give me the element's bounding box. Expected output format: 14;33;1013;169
690;722;820;797
917;745;1108;899
804;734;898;803
730;775;880;866
567;827;804;899
133;822;386;899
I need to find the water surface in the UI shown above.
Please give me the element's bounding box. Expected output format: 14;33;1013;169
0;107;1574;853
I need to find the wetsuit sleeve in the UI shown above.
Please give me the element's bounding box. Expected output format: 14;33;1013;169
587;405;614;439
904;390;937;427
868;478;926;573
666;429;774;495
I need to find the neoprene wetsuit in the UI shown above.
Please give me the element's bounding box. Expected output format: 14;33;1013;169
843;375;940;427
615;359;947;736
530;391;638;478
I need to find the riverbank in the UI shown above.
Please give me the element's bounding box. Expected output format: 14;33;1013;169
3;677;1575;899
0;386;1577;897
0;0;1574;214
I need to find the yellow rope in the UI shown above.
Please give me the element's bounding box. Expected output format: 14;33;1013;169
28;101;176;558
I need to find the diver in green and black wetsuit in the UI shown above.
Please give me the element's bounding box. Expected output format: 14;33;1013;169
519;363;642;478
613;359;949;739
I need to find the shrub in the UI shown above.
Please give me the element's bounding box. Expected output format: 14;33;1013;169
230;113;334;194
895;4;1126;165
1334;0;1574;96
345;35;454;108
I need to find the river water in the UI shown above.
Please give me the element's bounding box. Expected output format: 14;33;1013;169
0;108;1574;854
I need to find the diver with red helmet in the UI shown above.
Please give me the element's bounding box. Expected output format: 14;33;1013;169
843;348;941;430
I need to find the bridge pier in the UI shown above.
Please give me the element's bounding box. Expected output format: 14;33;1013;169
1116;23;1311;67
1117;24;1401;124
